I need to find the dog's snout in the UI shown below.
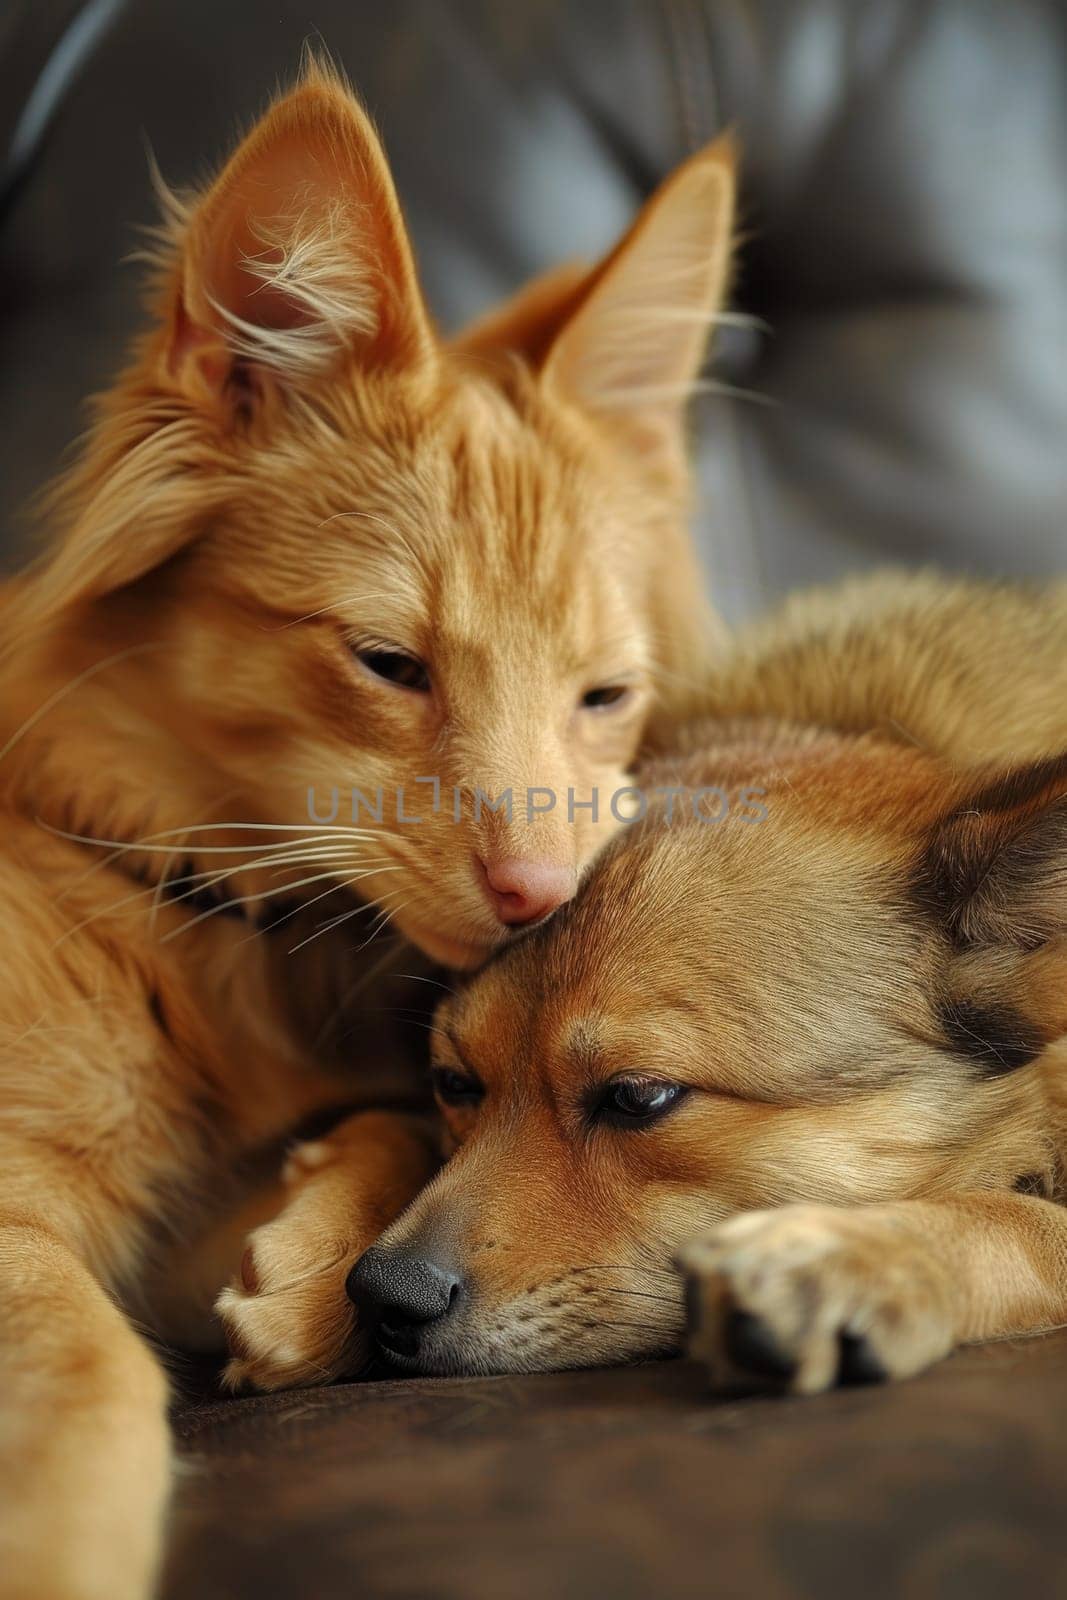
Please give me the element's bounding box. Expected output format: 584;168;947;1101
347;1245;463;1357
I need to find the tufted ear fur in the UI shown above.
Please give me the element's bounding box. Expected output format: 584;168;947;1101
28;59;438;615
159;57;435;412
917;756;1067;950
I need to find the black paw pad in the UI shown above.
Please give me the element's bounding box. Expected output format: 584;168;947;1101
724;1309;797;1381
837;1331;888;1386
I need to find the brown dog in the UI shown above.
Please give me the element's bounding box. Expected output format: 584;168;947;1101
333;572;1067;1390
0;60;735;1600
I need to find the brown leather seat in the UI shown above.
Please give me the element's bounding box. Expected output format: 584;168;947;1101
164;1336;1067;1600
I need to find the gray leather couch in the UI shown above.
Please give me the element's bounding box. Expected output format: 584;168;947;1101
2;0;1064;620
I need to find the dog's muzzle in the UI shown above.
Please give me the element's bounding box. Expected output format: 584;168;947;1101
346;1244;465;1365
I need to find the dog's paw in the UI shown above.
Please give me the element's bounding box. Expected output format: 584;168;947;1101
217;1112;440;1393
217;1145;365;1392
678;1204;955;1395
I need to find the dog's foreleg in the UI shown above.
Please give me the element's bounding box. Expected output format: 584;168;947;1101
216;1109;441;1391
681;1191;1067;1394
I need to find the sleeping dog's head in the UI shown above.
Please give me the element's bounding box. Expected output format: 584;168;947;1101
349;724;1067;1373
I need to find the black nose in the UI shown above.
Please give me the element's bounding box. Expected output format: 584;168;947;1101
346;1246;462;1356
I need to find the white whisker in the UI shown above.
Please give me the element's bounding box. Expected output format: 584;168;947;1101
262;593;399;630
286;879;409;956
318;510;427;575
235;864;402;947
51;845;395;948
157;860;400;944
393;972;458;997
42;822;381;859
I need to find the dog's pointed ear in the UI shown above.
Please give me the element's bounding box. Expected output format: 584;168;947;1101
538;135;737;472
159;59;435;412
916;756;1067;948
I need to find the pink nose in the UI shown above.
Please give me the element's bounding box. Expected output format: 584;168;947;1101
480;857;577;927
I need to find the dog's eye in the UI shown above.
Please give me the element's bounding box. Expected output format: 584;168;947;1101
354;647;430;693
581;685;630;712
594;1075;687;1127
431;1066;484;1107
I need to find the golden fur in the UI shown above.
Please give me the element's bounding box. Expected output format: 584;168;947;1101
0;61;736;1600
325;572;1067;1389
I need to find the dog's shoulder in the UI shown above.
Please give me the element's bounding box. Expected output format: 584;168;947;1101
705;571;1067;768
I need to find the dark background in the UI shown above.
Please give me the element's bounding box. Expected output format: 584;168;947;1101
2;0;1064;620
